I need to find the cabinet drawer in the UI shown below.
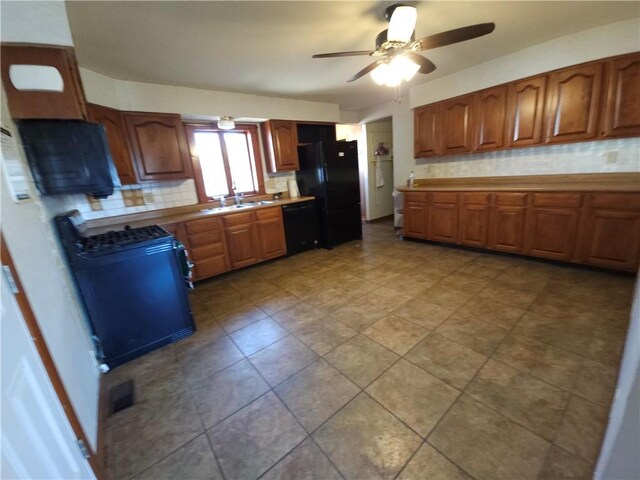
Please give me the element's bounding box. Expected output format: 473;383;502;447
431;192;459;204
187;229;223;248
185;217;223;234
405;192;427;202
532;192;582;208
462;192;491;205
190;242;225;261
588;192;640;210
255;207;281;220
223;211;254;227
494;193;528;206
194;255;228;280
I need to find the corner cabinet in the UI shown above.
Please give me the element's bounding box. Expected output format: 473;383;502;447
123;112;193;181
86;103;138;185
544;63;604;144
261;120;299;172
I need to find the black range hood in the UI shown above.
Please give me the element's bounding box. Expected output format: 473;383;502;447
17;120;117;198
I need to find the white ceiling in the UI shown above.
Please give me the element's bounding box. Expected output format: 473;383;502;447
66;1;640;111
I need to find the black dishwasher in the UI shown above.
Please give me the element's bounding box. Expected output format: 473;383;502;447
282;200;319;255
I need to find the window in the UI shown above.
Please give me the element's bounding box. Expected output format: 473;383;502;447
185;124;265;202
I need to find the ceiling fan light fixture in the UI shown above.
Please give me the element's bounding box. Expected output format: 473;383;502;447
371;55;419;87
392;55;420;81
387;5;417;44
217;116;235;130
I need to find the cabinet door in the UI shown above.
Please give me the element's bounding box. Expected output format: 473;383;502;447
525;208;579;260
225;223;260;269
428;193;459;243
580;209;640;271
256;208;287;260
414;104;439;158
86;103;137;185
459;193;491;247
262;120;299;172
123;113;193;181
544;63;604;143
602;53;640;138
488;193;528;253
506;76;547;147
473;86;507;151
404;202;427;238
439;95;473;154
1;45;87;120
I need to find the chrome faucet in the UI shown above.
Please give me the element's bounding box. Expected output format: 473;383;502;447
233;189;243;205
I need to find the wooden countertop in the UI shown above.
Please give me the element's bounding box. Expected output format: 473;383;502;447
85;196;315;235
397;173;640;192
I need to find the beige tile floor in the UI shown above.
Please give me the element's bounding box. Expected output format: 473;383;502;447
104;219;635;480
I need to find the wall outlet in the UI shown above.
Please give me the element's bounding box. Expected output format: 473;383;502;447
603;151;618;164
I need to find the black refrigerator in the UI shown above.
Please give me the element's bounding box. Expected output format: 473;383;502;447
296;140;362;249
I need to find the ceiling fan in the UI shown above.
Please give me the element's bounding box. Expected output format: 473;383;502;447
312;4;495;86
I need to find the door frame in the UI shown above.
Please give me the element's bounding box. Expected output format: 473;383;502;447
1;233;102;478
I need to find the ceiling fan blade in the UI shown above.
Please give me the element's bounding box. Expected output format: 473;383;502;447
405;52;436;75
348;60;382;83
417;23;495;51
312;50;373;58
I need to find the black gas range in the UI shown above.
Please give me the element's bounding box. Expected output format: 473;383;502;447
55;212;195;368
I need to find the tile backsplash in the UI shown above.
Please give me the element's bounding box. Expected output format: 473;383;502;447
415;137;640;178
50;179;199;220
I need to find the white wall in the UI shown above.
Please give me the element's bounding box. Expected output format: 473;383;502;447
0;0;73;46
595;277;640;480
80;68;341;122
0;0;100;449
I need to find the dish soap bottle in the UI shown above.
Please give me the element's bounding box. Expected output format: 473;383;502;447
408;171;415;188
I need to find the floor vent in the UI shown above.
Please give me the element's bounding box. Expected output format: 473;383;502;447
108;380;135;414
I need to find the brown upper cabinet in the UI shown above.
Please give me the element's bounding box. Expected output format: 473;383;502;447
602;53;640;138
262;120;299;172
414;52;639;159
1;45;87;120
123;112;193;181
473;86;507;151
439;95;474;154
505;76;547;147
414;104;439;158
86;103;138;185
544;63;604;144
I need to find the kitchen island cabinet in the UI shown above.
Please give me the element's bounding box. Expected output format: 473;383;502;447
400;174;640;272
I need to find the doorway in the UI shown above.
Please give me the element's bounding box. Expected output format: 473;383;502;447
364;117;394;221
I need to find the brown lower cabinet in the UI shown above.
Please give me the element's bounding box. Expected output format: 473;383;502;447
161;205;287;281
403;190;640;272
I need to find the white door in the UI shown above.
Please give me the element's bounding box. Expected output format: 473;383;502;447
1;270;94;480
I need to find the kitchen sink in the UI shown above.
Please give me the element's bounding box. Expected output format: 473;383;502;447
201;200;277;214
